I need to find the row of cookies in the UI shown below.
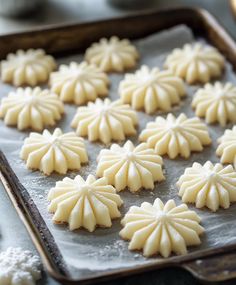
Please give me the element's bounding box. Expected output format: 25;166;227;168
0;39;224;86
1;78;236;134
8;93;236;175
19;121;236;196
0;37;139;87
19;112;210;176
48;173;205;258
0;43;235;132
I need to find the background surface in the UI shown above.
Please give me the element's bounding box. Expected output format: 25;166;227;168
0;1;236;284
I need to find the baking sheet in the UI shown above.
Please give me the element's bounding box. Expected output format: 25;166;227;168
1;24;236;279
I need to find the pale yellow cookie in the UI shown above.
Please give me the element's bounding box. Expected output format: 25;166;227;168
20;128;88;175
192;82;236;126
139;113;211;159
85;36;139;72
216;126;236;168
1;49;56;86
96;140;165;193
49;61;109;105
48;174;123;231
71;98;138;144
177;161;236;212
120;198;204;257
164;43;224;84
119;65;185;114
0;87;64;131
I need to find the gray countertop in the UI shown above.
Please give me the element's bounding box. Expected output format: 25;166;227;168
1;1;236;284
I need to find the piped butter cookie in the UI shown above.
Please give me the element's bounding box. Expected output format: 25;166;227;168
0;87;64;131
85;36;139;72
120;198;204;257
96;140;165;193
192;82;236;126
71;98;138;144
1;49;56;86
139;113;211;159
20;128;88;175
164;43;224;84
50;61;109;105
119;65;185;114
48;175;123;231
177;161;236;212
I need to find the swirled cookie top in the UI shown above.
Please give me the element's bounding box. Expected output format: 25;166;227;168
1;49;56;86
85;36;139;72
96;140;165;193
20;128;88;175
119;65;185;114
139;113;211;159
164;43;224;84
71;98;138;144
120;198;204;257
0;87;64;131
50;61;109;105
48;174;123;231
177;161;236;212
192;82;236;126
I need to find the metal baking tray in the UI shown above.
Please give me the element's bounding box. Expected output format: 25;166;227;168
1;7;236;284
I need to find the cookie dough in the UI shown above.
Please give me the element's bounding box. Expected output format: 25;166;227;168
85;36;139;72
192;82;236;126
139;113;211;159
216;126;236;168
71;98;138;144
48;174;123;231
0;87;64;131
164;43;224;84
20;128;88;175
120;198;204;257
177;161;236;211
96;140;165;192
50;61;109;105
1;49;56;86
119;65;185;114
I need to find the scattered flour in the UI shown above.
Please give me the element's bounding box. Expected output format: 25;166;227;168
0;247;41;285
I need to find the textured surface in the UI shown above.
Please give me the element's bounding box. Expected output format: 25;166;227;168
0;247;41;285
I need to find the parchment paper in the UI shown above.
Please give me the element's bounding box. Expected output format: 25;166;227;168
1;25;236;279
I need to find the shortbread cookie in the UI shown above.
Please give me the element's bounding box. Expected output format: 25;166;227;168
1;49;56;86
0;247;41;285
120;198;204;257
164;43;224;84
192;82;236;126
216;126;236;168
177;161;236;212
96;140;165;192
119;65;185;114
49;61;109;105
85;36;139;72
48;174;123;231
71;98;138;144
0;87;64;131
20;128;88;175
139;113;211;159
